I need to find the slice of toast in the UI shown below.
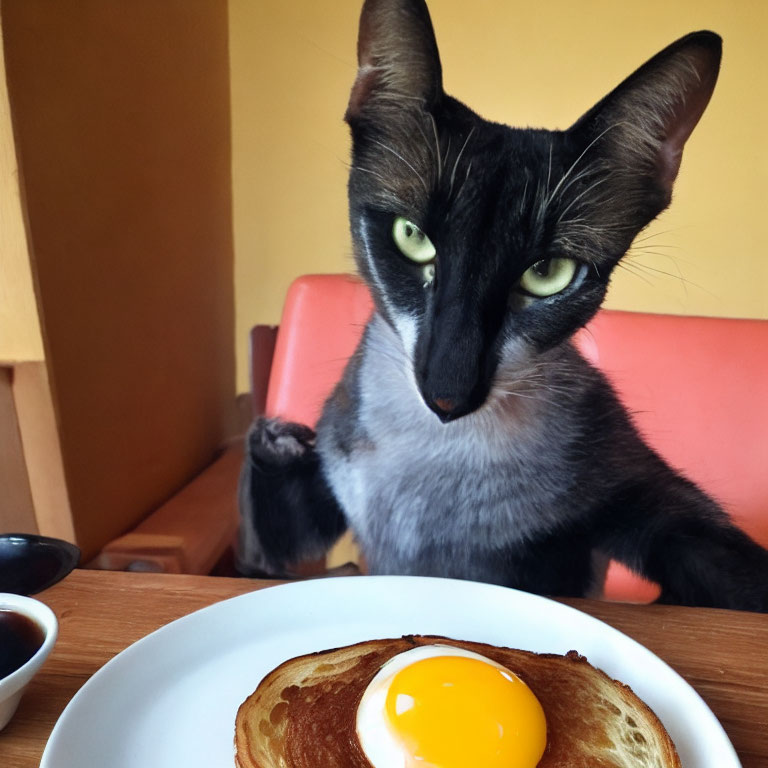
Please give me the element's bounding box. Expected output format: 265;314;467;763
235;635;681;768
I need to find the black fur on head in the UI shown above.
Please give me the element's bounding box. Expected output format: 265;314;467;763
345;0;721;421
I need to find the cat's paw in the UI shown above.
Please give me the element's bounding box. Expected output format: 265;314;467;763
246;416;316;469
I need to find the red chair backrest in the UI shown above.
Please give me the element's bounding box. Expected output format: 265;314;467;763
266;274;373;427
265;274;768;601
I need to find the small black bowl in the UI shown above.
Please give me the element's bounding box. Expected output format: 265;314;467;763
0;534;80;596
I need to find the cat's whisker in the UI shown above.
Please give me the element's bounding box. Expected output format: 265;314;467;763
494;376;547;391
498;388;573;401
454;160;474;203
628;252;699;291
497;391;540;401
519;176;531;216
383;89;428;105
632;228;682;245
546;140;554;198
548;163;600;207
496;389;575;410
351;165;389;184
628;245;700;274
503;379;577;395
533;176;549;226
370;139;429;194
624;256;717;297
449;126;476;198
493;371;577;398
428;112;443;181
630;242;680;251
629;250;690;266
557;222;623;243
614;261;656;286
556;174;613;224
546;122;624;206
558;216;630;234
413;120;436;162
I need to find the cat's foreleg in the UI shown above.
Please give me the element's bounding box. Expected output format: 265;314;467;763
236;417;347;577
596;475;768;612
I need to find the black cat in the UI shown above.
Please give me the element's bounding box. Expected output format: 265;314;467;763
238;0;768;611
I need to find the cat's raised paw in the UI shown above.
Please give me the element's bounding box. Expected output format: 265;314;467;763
246;416;316;468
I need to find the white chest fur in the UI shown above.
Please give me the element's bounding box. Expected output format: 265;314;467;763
318;315;586;566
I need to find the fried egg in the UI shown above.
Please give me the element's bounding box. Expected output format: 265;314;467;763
356;644;547;768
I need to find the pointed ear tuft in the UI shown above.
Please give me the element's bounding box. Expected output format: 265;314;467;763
346;0;443;122
571;31;721;202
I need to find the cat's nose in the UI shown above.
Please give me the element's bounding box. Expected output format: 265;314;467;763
434;397;457;414
425;395;461;422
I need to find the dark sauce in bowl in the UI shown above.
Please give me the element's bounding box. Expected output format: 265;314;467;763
0;610;45;680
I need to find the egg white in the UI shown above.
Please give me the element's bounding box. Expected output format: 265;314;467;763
355;644;519;768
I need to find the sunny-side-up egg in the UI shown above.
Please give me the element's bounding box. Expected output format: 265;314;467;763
356;644;547;768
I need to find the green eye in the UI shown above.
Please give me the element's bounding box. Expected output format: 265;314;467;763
519;258;578;297
392;217;436;263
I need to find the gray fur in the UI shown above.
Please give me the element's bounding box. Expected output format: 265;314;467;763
318;313;617;585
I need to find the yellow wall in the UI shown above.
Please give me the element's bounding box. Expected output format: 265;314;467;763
231;0;768;394
0;10;44;363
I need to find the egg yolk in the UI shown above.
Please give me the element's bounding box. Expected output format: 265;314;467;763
384;655;546;768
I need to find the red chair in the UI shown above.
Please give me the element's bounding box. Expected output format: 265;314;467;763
259;274;768;603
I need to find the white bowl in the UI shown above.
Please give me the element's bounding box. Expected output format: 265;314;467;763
0;593;58;731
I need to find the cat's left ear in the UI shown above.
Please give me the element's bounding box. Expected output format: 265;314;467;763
570;31;721;204
346;0;443;122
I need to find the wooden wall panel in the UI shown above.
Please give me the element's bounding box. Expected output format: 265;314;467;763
12;362;74;541
2;0;236;560
0;366;36;533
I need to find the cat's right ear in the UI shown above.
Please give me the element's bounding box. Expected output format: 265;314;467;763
569;31;721;207
346;0;443;122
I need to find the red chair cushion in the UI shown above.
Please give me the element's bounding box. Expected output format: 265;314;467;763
266;274;372;427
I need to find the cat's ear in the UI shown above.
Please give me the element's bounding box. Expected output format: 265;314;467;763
570;31;721;203
346;0;443;122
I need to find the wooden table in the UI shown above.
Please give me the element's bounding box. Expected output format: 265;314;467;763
1;570;767;767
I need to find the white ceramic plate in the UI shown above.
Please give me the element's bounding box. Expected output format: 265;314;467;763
41;576;740;767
